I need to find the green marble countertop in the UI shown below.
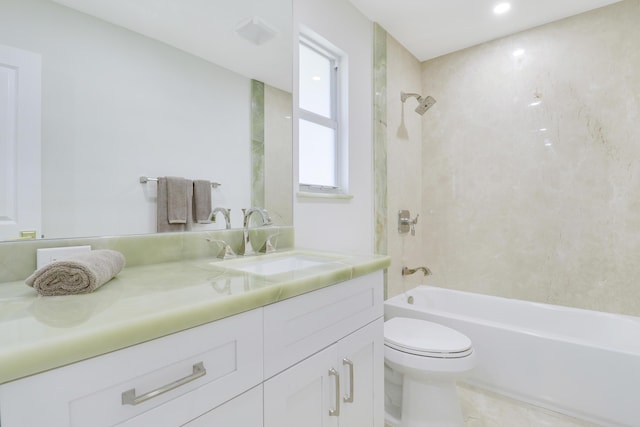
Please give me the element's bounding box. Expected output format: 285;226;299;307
0;249;389;384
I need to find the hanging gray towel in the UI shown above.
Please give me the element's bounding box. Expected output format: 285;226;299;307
25;250;126;296
157;177;194;233
193;180;212;224
167;176;189;224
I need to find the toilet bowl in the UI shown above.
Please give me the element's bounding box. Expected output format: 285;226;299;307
384;317;476;427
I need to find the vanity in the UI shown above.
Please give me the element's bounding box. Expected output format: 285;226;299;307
0;240;389;426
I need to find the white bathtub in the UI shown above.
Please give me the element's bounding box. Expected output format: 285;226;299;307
384;285;640;427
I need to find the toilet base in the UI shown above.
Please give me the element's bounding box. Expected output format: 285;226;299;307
400;377;464;427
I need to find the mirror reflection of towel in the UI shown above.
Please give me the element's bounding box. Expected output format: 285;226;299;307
193;180;212;224
167;176;189;224
157;177;193;233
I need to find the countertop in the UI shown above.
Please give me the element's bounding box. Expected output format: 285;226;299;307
0;249;389;384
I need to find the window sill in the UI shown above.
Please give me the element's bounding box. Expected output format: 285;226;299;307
296;191;354;200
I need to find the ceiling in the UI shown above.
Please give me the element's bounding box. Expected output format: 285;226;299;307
50;0;292;91
48;0;624;88
348;0;623;61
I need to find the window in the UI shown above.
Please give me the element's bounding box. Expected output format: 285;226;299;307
298;36;344;193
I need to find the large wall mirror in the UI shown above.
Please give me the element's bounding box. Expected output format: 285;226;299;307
0;0;292;241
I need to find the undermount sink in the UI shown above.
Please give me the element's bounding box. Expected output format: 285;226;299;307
222;253;337;276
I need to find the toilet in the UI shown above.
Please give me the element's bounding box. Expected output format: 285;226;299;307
384;317;476;427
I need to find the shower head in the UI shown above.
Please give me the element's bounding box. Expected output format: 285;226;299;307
414;95;436;115
401;91;437;115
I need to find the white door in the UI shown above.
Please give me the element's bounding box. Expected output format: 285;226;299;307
264;344;340;427
338;318;384;427
0;44;41;241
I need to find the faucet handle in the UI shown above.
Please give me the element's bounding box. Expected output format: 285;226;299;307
410;214;419;236
206;238;236;259
398;210;420;236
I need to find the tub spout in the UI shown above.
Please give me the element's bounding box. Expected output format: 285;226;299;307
402;266;431;276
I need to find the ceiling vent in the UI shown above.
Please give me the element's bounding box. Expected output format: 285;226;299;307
235;17;278;45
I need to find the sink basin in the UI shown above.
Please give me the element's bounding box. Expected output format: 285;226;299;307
223;253;336;276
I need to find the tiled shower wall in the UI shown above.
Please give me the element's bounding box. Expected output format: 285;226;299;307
419;0;640;316
383;31;427;298
378;1;640;425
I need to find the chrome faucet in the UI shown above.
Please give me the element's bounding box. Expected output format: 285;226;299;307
242;207;272;230
402;266;432;276
239;207;272;255
210;207;231;229
205;238;236;259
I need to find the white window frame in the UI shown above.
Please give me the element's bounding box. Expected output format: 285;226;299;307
298;35;344;194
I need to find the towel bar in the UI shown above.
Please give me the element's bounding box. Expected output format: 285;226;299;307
139;176;221;188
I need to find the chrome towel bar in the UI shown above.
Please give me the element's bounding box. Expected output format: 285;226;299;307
139;176;221;188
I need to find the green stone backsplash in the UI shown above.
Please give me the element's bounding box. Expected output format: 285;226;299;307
0;227;294;283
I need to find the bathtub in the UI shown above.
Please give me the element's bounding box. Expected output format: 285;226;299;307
384;285;640;427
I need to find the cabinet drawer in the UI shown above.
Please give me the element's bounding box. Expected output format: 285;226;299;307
263;271;383;378
181;385;263;427
0;308;263;427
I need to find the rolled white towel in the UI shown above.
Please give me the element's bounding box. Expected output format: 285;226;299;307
25;250;126;296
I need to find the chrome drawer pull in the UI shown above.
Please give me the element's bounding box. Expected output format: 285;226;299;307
121;361;206;406
343;358;354;403
328;368;340;416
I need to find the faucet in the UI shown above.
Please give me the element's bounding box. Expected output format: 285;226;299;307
206;238;236;259
210;207;231;229
242;207;272;230
402;266;432;276
240;207;272;255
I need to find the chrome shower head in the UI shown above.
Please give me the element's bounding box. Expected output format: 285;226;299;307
414;95;436;115
401;91;437;115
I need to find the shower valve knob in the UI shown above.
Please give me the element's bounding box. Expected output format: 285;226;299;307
410;214;419;236
398;210;419;235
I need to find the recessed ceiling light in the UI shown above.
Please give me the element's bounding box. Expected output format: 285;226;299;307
512;48;525;57
493;2;511;14
312;76;321;81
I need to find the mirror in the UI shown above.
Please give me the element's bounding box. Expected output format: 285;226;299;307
0;0;292;241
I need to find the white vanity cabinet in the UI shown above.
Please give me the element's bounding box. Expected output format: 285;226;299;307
0;308;264;427
0;270;384;427
263;272;384;427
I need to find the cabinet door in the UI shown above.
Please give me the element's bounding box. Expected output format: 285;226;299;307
180;385;262;427
338;318;384;427
264;345;340;427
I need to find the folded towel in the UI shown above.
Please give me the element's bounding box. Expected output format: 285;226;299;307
193;180;212;224
25;250;126;296
167;176;189;224
157;177;194;233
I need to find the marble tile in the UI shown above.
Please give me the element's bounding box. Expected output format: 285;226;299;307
263;84;293;225
373;23;388;259
0;227;294;283
418;0;640;316
251;79;265;208
379;2;640;426
385;33;426;299
459;384;600;427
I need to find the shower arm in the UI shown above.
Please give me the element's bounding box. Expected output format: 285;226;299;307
400;92;421;103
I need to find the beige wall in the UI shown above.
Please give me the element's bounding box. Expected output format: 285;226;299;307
385;34;425;297
419;0;640;316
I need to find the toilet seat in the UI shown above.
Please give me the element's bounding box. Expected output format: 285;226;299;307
384;317;473;358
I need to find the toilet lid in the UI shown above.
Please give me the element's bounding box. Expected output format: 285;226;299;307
384;317;472;357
